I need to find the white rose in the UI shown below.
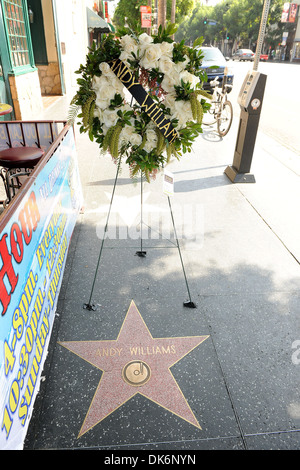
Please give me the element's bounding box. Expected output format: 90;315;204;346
130;132;143;147
160;41;174;58
120;125;133;143
120;125;142;147
144;140;156;152
158;56;174;75
119;50;133;68
93;73;125;106
140;43;162;70
102;109;119;128
164;93;176;111
99;62;113;76
139;33;153;46
95;97;111;111
172;100;193;129
179;70;200;89
173;55;190;73
92;75;109;92
120;35;138;56
161;72;180;93
146;129;158;145
110;76;125;95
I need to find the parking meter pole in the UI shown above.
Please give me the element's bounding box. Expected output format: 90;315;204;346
253;0;272;72
225;0;271;184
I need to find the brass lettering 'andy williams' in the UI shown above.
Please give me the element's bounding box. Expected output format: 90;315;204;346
95;344;176;358
130;344;176;356
109;58;178;144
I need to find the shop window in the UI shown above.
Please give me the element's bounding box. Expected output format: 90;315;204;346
1;0;35;72
294;42;300;60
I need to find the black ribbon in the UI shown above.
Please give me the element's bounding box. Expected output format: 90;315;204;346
109;58;178;144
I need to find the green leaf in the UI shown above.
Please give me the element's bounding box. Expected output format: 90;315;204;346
193;37;203;48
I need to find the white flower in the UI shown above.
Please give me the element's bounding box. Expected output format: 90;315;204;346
102;109;119;128
143;127;158;152
119;50;135;69
139;33;153;46
172;100;193;129
180;70;200;89
111;76;126;95
144;140;156;152
161;72;181;93
160;41;174;58
158;56;174;75
120;125;142;147
164;93;176;111
95;97;111;111
99;62;113;76
173;55;190;73
146;129;158;144
92;75;109;93
120;35;138;55
140;43;162;70
93;74;125;109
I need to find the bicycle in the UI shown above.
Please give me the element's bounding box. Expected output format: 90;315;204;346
202;73;233;137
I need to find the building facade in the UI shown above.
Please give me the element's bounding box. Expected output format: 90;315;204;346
0;0;110;121
290;1;300;61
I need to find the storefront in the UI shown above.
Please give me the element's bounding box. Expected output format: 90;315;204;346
0;1;111;121
292;40;300;60
0;0;43;120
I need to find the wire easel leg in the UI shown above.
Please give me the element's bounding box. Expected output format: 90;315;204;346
167;196;197;309
135;172;147;257
83;159;121;311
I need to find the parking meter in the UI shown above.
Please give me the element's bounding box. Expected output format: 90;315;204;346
225;70;267;183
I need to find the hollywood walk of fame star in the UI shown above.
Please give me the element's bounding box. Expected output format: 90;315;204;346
58;301;209;438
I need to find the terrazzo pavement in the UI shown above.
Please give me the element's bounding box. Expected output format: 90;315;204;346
23;91;300;454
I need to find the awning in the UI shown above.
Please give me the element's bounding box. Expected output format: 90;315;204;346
86;7;111;32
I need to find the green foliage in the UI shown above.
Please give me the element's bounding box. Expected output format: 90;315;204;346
153;23;178;43
113;0;196;32
175;0;285;48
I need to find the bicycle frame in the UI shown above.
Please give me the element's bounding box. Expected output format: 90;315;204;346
203;73;233;136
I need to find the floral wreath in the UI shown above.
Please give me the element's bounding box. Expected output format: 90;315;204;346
69;24;211;181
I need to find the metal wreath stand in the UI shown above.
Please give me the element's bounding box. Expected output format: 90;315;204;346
83;163;197;312
83;60;197;311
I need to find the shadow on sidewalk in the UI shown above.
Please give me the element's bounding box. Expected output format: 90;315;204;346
24;216;300;450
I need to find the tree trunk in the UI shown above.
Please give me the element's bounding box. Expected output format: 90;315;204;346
171;0;176;24
171;0;176;39
158;0;166;29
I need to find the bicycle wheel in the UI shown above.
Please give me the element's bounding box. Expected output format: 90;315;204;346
217;100;233;136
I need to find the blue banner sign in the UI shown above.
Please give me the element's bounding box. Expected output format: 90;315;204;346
0;126;82;449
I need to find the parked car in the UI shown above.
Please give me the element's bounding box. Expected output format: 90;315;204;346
199;46;234;91
232;49;255;61
260;54;268;61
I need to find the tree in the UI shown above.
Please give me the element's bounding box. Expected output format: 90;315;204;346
175;0;286;51
113;0;195;35
158;0;167;28
113;0;142;30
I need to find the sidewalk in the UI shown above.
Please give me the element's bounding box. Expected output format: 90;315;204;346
24;94;300;450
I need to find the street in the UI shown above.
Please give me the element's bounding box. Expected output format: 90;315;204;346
226;60;300;157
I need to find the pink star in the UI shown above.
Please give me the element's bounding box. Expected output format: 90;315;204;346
59;301;209;438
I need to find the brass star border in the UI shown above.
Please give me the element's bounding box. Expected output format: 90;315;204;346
59;301;209;438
